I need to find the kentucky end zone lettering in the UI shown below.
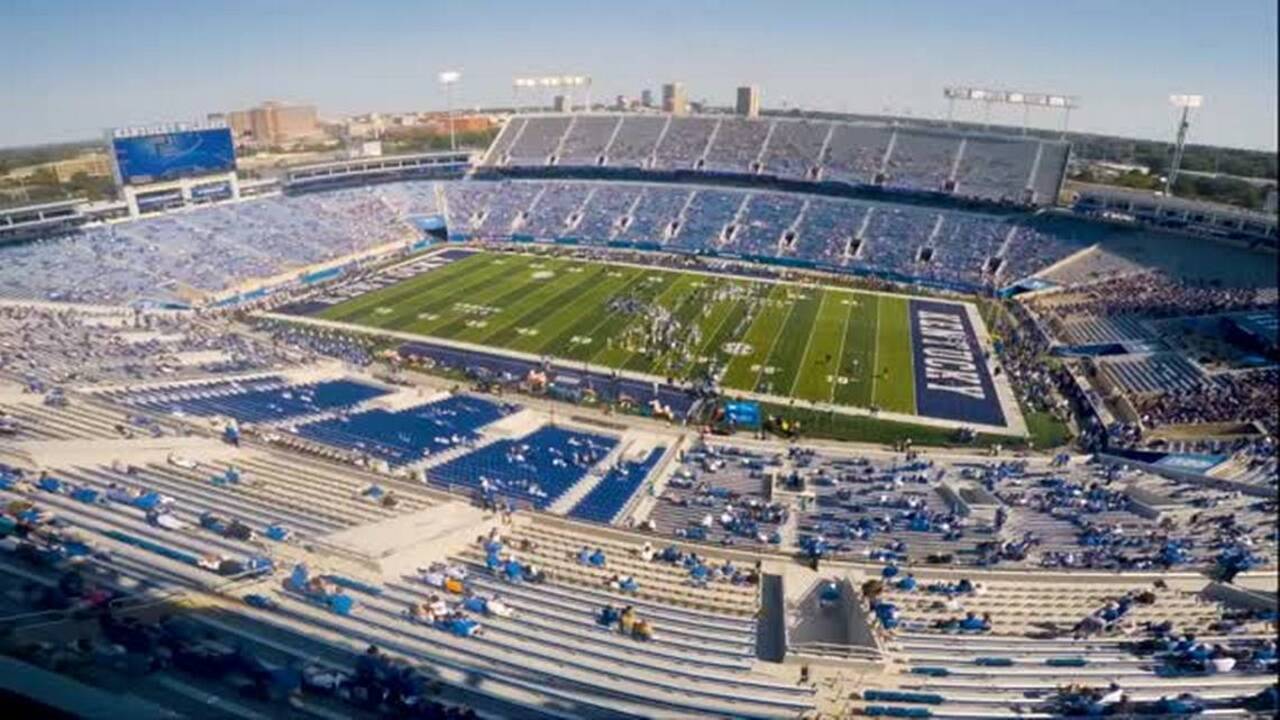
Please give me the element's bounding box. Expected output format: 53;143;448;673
908;299;1005;426
918;311;986;400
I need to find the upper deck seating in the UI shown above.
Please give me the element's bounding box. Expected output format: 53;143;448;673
653;117;718;171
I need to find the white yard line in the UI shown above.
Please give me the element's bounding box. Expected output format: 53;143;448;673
691;293;745;378
748;288;800;394
827;292;856;404
869;296;883;404
788;291;829;397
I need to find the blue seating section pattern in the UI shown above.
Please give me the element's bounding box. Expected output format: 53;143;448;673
429;426;618;509
295;395;515;466
486;113;1069;206
568;446;666;524
112;377;388;423
0;186;416;305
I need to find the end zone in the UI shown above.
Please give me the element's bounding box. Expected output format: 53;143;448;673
909;298;1023;434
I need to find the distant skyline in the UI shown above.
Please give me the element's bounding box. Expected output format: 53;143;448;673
1;0;1276;151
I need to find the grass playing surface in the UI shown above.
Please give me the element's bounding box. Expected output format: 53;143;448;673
321;251;921;414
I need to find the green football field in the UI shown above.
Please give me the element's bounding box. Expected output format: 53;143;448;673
320;251;921;413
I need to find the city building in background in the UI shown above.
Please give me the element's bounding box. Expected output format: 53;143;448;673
662;82;688;115
736;85;760;118
640;89;653;108
216;102;321;146
251;102;320;146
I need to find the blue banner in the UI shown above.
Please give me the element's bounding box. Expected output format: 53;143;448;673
724;401;762;429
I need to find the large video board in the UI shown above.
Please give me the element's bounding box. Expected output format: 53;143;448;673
111;127;236;185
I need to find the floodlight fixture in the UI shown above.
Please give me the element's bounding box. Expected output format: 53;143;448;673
943;86;1079;136
438;70;462;150
1165;94;1204;194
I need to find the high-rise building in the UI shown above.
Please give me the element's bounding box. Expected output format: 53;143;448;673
736;85;760;118
640;89;654;108
224;110;252;141
254;102;318;145
553;94;569;113
225;101;319;146
662;82;688;116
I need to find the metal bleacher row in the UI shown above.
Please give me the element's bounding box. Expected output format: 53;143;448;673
649;442;788;546
487;113;1070;207
6;443;810;719
250;515;810;719
862;577;1277;718
0;399;147;441
786;447;1277;571
1097;353;1207;397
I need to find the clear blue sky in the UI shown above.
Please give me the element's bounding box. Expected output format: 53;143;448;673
2;0;1276;150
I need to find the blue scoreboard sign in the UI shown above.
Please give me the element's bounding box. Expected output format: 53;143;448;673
112;127;236;185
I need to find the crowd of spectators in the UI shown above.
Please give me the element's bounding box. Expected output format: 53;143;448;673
669;190;742;250
447;180;1106;290
731;193;805;256
503;116;572;164
703;117;771;173
653;117;718;170
556;115;620;163
515;183;592;238
0;188;414;306
1035;270;1275;322
1132;368;1279;433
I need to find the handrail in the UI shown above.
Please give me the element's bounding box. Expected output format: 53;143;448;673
788;640;886;662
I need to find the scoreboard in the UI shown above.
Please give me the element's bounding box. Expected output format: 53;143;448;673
110;125;236;186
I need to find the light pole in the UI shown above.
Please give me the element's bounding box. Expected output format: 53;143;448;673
439;70;461;151
1165;94;1203;196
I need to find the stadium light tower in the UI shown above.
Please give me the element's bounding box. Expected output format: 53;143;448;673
943;87;1079;137
1165;94;1202;195
439;70;462;151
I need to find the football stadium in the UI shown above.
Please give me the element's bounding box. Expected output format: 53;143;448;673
1;7;1278;719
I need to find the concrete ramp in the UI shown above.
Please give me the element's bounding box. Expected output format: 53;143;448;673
313;500;491;577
